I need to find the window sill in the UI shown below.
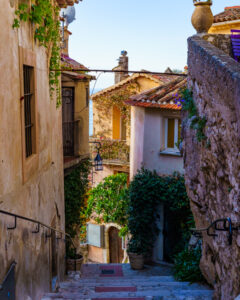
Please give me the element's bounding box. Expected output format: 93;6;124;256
159;149;182;157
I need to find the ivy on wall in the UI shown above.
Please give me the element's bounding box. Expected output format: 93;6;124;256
93;83;139;137
175;88;207;142
13;0;61;106
64;160;91;246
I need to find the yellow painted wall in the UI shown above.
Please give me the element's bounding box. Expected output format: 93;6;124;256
112;106;121;139
209;21;240;34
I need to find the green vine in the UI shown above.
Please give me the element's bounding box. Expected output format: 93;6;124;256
64;160;91;257
175;88;207;142
13;0;61;106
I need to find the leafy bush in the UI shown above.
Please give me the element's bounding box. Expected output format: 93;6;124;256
128;169;161;255
64;160;90;256
173;246;204;283
86;173;129;236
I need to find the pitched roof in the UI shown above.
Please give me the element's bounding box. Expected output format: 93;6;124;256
91;73;178;99
125;77;187;110
61;54;95;80
61;53;88;70
56;0;80;8
213;6;240;23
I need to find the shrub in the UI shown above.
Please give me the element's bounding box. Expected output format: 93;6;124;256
173;246;204;283
86;173;129;236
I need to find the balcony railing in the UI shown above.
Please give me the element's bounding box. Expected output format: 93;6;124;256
90;138;130;163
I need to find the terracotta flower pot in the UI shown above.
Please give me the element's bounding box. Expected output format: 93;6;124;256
128;252;144;270
191;1;213;34
66;255;83;271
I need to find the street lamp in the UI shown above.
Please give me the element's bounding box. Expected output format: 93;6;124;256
89;141;103;172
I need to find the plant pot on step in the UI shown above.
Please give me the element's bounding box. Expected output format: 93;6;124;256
66;254;83;272
128;252;144;270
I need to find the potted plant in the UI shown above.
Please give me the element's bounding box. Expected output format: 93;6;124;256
127;238;144;270
66;244;83;272
191;0;213;34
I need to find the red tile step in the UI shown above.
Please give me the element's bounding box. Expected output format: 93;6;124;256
95;287;137;293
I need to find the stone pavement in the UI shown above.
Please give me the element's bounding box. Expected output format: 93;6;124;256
42;263;213;300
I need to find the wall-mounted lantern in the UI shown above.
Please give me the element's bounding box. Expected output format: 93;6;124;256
89;141;103;172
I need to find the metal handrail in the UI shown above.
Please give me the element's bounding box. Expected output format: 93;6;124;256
0;209;77;251
0;261;17;291
191;217;240;245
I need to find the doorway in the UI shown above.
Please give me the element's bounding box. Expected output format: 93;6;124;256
62;87;75;156
108;227;124;263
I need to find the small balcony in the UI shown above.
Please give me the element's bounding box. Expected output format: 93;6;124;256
90;138;130;165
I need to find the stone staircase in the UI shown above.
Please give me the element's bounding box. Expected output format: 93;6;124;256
42;264;213;300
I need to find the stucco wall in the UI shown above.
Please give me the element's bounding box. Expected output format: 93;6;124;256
0;1;65;299
143;109;184;175
184;35;240;300
130;107;184;178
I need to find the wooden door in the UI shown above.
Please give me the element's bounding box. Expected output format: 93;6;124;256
109;227;124;263
62;87;74;156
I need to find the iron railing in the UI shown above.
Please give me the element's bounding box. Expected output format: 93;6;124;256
191;217;240;245
0;209;78;268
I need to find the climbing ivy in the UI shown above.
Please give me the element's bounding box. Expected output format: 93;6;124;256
175;88;207;142
13;0;61;106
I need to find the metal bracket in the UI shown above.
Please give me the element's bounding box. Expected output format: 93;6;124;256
7;216;17;230
32;223;40;234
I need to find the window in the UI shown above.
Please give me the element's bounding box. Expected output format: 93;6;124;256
86;87;89;107
112;106;127;140
164;118;181;153
23;65;35;158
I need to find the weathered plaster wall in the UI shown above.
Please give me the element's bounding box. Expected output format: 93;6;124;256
209;20;240;34
0;1;65;299
130;106;145;179
184;35;240;300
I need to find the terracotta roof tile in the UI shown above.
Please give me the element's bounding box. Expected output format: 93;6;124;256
61;53;88;70
125;77;187;110
213;6;240;23
56;0;79;8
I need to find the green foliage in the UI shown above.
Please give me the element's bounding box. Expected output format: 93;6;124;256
13;0;61;106
128;169;194;256
64;160;91;240
128;169;161;255
86;173;129;236
179;88;207;142
173;246;204;283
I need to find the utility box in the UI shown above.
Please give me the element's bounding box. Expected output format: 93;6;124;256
87;223;105;248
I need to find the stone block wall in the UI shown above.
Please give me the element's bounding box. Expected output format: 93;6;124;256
184;35;240;300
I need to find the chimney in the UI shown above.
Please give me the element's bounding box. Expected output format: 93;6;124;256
62;27;72;56
113;51;129;84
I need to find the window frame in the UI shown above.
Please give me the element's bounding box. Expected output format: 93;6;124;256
163;118;180;154
19;47;39;183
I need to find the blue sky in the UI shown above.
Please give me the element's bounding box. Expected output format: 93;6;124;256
68;0;240;90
